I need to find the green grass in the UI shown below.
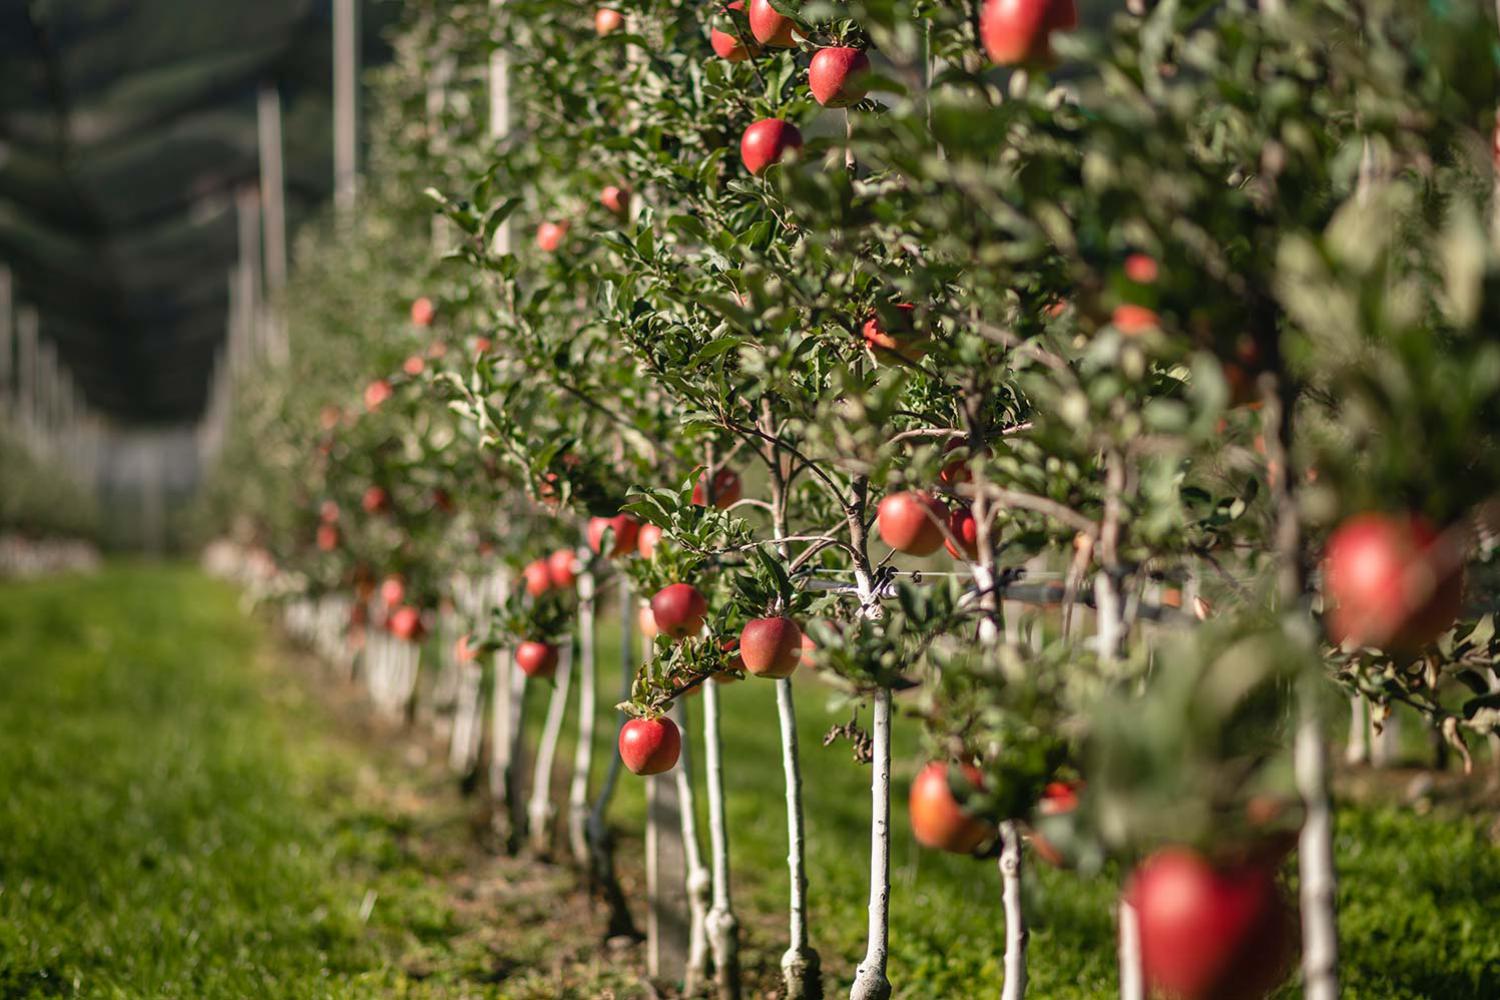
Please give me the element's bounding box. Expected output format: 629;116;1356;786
1;565;1497;998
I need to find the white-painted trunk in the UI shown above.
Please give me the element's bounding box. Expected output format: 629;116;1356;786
449;661;483;773
528;644;573;854
674;699;712;995
1117;899;1143;1000
999;822;1027;1000
776;677;818;999
849;687;893;1000
1370;705;1399;768
1296;680;1340;1000
568;570;597;864
1344;694;1369;765
703;679;742;999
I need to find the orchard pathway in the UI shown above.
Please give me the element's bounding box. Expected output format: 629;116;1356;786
1;564;1497;999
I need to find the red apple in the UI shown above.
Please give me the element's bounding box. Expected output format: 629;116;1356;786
651;583;709;639
637;523;664;559
320;500;340;524
454;633;477;663
944;506;980;560
638;603;661;640
692;468;743;508
536;221;569;252
909;762;996;853
877;490;950;556
547;548;579;590
808;47;870;108
1112;304;1159;334
402;354;425;376
361;485;390;514
380;575;405;608
1323;512;1463;653
710;1;761;62
739;616;802;678
980;0;1077;66
620;716;682;775
1127;849;1294;1000
595;7;623;35
939;439;986;485
588;514;641;557
473;336;493;355
861;303;926;360
1029;780;1082;868
748;0;799;47
364;378;392;411
740;118;803;175
516;640;559;678
523;558;553;597
1124;253;1159;284
601;184;631;218
799;630;817;666
389;605;425;642
410;296;436;327
316;524;339;552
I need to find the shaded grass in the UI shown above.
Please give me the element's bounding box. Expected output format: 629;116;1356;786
1;565;1497;998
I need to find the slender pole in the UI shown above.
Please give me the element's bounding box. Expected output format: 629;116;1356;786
333;0;359;214
235;185;263;358
528;644;573;853
849;687;893;1000
488;0;511;256
568;570;599;863
674;699;711;995
702;680;739;998
257;84;289;363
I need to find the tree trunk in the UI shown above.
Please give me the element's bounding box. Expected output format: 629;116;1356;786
587;577;641;940
1296;679;1340;1000
528;643;574;854
1117;898;1143;1000
999;821;1027;1000
776;677;819;999
703;679;742;999
674;699;712;996
568;569;597;865
1344;694;1369;765
848;686;893;1000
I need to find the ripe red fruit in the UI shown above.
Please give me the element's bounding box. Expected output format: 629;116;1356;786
361;486;390;514
861;303;926;360
547;548;579;590
944;506;980;560
1323;513;1463;653
980;0;1077;66
651;583;709;639
1030;780;1082;868
402;354;425;376
410;297;436;327
620;716;682;775
908;762;996;853
594;7;623;35
748;0;799;47
710;1;761;62
523;559;553;597
1127;849;1293;1000
364;378;393;411
1124;253;1159;284
637;523;664;559
638;603;661;639
1112;303;1159;334
473;336;493;355
601;185;630;218
389;605;425;642
739;616;803;678
320;500;340;524
740;118;803;176
799;630;816;666
316;524;339;552
692;468;743;508
515;640;560;678
588;514;641;557
536;221;569;252
808;47;870;108
380;575;405;608
938;439;984;485
877;490;950;556
454;633;477;663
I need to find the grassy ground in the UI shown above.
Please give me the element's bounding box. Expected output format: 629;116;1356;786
1;564;1497;998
